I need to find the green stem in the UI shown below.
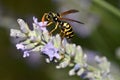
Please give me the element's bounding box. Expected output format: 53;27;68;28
93;0;120;18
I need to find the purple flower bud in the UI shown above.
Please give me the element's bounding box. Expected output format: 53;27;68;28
41;41;60;61
74;64;80;71
16;43;25;50
80;71;88;79
33;17;48;32
23;51;30;58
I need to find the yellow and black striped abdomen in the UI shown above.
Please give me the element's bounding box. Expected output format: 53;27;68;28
60;22;74;39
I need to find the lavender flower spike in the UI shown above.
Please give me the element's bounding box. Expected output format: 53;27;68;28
10;17;115;80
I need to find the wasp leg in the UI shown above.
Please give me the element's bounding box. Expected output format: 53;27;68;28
61;30;66;40
59;31;66;49
59;30;63;37
62;33;65;40
47;22;53;35
47;22;53;26
49;22;59;35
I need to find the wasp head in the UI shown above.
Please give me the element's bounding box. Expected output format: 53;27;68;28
45;12;60;22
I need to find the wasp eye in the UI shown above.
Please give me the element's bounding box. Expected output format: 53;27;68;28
54;17;58;21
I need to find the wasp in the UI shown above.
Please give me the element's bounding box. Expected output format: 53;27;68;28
41;9;84;40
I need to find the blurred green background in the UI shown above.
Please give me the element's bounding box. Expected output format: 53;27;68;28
0;0;120;80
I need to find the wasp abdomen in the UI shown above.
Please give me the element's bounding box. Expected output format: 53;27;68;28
60;22;74;39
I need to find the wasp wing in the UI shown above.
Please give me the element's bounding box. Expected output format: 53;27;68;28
60;9;79;16
59;18;84;24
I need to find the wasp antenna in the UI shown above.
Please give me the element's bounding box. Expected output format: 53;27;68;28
42;13;47;23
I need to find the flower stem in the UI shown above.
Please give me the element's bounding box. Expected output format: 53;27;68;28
93;0;120;18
